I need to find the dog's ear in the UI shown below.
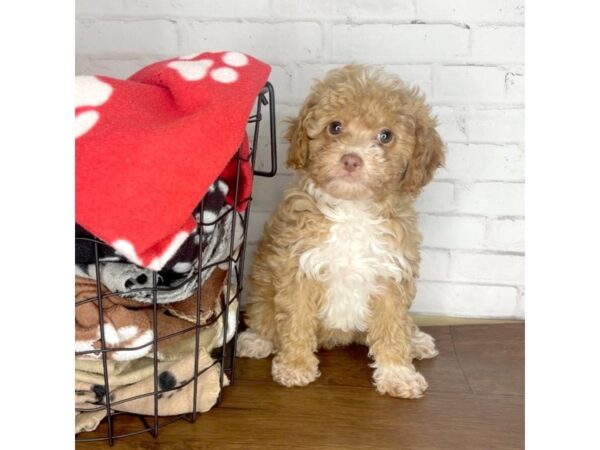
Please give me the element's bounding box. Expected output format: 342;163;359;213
402;105;445;195
285;97;317;170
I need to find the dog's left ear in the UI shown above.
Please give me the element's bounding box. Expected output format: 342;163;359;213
402;107;445;195
285;95;317;171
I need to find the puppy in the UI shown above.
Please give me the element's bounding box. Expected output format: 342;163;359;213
237;65;444;398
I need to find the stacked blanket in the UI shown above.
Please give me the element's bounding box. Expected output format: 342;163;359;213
75;50;270;434
76;50;270;270
75;178;244;304
75;270;226;361
75;294;238;434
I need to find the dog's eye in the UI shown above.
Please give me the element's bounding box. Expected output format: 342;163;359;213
377;129;393;144
328;121;343;135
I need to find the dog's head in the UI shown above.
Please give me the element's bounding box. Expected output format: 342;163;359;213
286;65;444;201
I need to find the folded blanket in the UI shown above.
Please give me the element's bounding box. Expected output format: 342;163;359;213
76;51;270;270
75;296;237;384
75;200;244;304
75;177;230;269
75;269;227;361
75;298;238;434
75;348;227;434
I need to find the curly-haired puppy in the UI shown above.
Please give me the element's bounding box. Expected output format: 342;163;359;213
237;65;445;398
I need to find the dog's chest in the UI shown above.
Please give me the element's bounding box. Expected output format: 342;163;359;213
298;199;408;332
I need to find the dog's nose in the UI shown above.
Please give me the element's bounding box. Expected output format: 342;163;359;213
341;154;363;173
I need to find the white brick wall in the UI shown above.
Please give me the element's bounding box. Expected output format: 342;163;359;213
76;0;524;319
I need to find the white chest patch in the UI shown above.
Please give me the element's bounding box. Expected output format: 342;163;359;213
298;182;410;332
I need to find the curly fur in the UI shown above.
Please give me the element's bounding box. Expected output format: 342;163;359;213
238;65;445;398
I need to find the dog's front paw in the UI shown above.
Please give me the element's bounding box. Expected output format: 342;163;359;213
373;364;428;399
271;353;320;387
410;329;439;360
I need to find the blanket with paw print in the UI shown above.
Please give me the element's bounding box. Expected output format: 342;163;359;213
74;269;227;362
75;178;244;304
75;334;230;433
76;51;270;271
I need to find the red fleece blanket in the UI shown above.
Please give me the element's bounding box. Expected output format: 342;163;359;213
75;51;270;270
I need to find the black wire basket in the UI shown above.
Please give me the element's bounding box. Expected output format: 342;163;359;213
75;82;277;445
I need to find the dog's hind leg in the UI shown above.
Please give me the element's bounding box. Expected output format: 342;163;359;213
236;329;274;359
237;267;277;359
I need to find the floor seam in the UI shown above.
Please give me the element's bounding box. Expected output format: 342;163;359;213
449;326;476;395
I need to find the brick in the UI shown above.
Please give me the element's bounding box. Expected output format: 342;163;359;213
455;182;523;216
273;104;305;125
471;26;524;64
504;68;524;103
442;144;524;181
292;63;430;97
416;0;525;23
484;218;524;252
75;19;178;55
433;65;519;104
272;0;333;19
412;282;520;318
241;242;258;305
515;288;524;318
122;0;272;19
333;0;415;21
332;24;469;63
268;65;293;104
251;174;294;212
386;65;433;98
208;0;271;18
415;182;455;213
432;106;467;142
75;55;93;75
254;140;296;176
246;211;272;244
292;64;340;103
419;215;486;249
449;253;524;285
464;108;524;142
179;21;323;64
252;104;302;176
76;0;124;15
241;243;258;278
419;249;450;281
75;56;158;78
292;64;432;102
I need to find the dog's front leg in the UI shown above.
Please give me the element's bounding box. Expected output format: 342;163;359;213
367;279;428;398
271;278;321;387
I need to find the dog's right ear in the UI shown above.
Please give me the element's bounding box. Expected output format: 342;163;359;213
285;99;316;170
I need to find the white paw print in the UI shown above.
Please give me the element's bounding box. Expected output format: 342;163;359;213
167;59;214;81
167;51;249;84
75;76;113;139
112;230;191;271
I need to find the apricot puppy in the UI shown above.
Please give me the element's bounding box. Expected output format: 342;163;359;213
237;65;444;398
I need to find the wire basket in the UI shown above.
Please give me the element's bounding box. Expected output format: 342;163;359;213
75;82;277;445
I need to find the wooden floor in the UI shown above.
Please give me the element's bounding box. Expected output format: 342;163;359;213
76;323;524;450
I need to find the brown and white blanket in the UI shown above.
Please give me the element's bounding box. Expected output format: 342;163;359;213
75;268;227;361
75;335;230;433
75;294;238;434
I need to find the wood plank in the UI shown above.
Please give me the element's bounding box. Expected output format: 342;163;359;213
235;326;470;394
411;315;523;327
76;324;524;450
77;384;523;450
451;324;524;396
